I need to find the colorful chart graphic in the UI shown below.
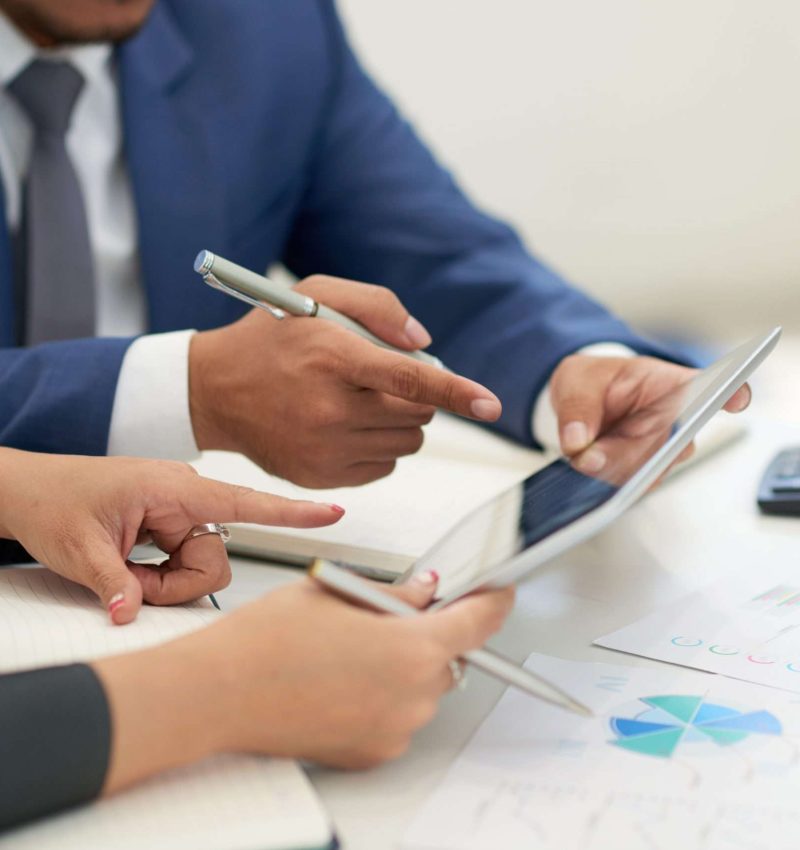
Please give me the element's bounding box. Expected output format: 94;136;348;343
609;695;782;758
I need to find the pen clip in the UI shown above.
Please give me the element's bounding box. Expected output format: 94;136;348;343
202;272;287;320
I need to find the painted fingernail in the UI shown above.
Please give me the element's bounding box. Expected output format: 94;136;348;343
404;315;432;349
326;504;345;515
412;570;439;586
576;447;607;474
470;397;501;421
108;593;125;623
562;421;589;453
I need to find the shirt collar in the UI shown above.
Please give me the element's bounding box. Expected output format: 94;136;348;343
0;11;112;88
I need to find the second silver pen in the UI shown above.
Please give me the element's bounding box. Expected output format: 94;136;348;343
194;250;444;369
309;559;593;718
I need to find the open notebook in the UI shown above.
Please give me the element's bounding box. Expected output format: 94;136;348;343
0;568;336;850
192;412;746;579
192;413;547;578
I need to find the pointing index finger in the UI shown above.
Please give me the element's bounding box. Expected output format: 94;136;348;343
344;340;501;422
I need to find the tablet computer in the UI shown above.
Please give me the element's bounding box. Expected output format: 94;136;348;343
409;327;781;607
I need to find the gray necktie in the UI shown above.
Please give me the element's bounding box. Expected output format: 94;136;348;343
8;59;95;344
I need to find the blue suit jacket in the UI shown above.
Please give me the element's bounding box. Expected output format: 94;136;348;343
0;0;674;456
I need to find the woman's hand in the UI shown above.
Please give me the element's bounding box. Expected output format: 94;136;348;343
0;450;343;623
94;574;515;790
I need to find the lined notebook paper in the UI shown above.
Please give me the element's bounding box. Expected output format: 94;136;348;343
0;568;335;850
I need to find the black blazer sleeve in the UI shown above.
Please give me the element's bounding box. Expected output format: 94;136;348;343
0;663;111;832
0;539;33;566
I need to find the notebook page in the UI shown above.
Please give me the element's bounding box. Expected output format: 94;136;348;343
0;755;332;850
0;568;334;850
0;568;218;672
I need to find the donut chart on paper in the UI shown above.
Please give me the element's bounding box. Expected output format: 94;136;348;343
609;695;782;758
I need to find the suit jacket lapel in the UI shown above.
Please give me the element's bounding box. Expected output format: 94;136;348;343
117;3;234;333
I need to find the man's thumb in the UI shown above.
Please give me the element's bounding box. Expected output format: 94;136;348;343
87;551;144;626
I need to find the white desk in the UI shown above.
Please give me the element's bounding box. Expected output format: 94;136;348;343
216;415;800;850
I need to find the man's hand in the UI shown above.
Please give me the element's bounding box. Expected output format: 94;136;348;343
189;276;502;488
548;355;752;476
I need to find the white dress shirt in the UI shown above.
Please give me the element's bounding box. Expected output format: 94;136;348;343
0;12;631;460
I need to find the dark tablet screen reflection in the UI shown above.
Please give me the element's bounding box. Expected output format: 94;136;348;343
415;369;702;590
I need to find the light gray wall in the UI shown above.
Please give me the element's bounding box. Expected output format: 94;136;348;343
338;0;800;342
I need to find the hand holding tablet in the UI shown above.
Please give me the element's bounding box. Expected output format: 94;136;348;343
414;327;781;606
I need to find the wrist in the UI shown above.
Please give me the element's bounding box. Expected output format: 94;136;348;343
94;637;229;794
178;624;254;754
188;330;236;453
0;448;37;539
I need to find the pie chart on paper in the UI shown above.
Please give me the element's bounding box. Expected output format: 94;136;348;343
608;695;782;758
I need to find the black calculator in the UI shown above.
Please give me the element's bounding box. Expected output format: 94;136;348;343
757;448;800;516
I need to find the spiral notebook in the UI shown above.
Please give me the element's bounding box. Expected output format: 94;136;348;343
0;567;336;850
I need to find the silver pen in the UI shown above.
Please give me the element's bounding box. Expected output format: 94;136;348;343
309;559;593;717
194;251;444;369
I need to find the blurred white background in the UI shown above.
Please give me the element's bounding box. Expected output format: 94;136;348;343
337;0;800;421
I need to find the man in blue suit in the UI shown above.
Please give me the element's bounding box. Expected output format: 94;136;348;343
0;0;749;488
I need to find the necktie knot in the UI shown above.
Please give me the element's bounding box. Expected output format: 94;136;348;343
7;59;85;138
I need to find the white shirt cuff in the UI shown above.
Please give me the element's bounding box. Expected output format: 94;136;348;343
531;342;637;451
107;330;200;460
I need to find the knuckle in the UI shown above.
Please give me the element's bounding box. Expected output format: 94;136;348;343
551;353;581;387
441;376;460;412
484;594;513;633
296;273;328;296
214;562;233;591
391;428;426;459
341;460;396;486
391;362;424;401
376;460;397;480
487;608;507;635
229;483;257;500
459;607;482;644
404;640;444;686
371;737;411;764
312;399;345;428
405;428;425;455
148;460;198;492
417;640;446;676
560;353;584;373
418;406;436;426
307;336;344;373
355;747;390;769
372;284;401;312
408;700;439;730
162;460;196;477
386;736;413;760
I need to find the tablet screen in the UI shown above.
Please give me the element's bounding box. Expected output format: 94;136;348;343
414;336;767;596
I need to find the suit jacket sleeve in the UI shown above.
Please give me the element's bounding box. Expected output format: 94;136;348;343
283;1;685;446
0;337;132;455
0;664;111;832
